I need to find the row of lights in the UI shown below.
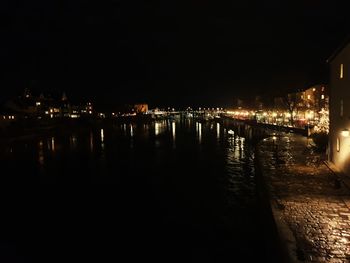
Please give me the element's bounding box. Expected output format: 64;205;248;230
2;116;15;120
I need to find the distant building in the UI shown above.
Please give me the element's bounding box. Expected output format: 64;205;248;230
1;89;94;120
328;39;350;174
0;107;17;128
134;104;148;114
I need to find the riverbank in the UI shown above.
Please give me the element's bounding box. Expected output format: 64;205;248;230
222;116;308;136
257;134;350;262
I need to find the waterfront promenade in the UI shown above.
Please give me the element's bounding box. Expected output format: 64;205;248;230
257;134;350;263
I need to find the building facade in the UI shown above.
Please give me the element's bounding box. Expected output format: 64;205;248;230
329;41;350;174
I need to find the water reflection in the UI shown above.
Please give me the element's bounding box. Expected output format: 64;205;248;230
38;140;45;166
198;122;202;144
172;121;176;148
51;137;55;153
90;132;94;152
101;129;105;142
70;135;77;149
155;122;160;136
100;129;105;150
217;123;220;140
123;124;127;135
225;133;255;207
154;121;167;136
130;124;134;137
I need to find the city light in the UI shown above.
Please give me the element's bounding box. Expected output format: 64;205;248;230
341;129;350;137
101;129;104;142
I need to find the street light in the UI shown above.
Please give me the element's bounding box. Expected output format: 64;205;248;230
341;129;350;137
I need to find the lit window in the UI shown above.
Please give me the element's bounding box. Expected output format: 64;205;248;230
321;94;325;100
337;138;340;152
36;102;41;106
307;95;311;100
340;64;344;79
340;99;344;117
313;88;316;92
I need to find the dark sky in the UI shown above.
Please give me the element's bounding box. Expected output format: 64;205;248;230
1;1;350;108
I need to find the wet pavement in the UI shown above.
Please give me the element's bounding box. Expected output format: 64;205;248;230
258;134;350;263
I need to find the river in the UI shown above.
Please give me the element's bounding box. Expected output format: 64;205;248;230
0;118;283;262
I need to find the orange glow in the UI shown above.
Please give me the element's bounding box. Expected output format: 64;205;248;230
341;129;350;137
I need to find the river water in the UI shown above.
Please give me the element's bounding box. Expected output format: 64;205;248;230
0;119;282;262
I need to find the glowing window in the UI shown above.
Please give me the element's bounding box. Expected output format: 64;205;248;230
307;95;311;100
340;64;344;79
340;99;344;117
337;138;340;152
321;94;325;100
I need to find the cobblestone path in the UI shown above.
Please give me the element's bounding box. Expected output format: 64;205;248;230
258;134;350;263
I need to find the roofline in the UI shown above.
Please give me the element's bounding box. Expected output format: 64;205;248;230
327;35;350;63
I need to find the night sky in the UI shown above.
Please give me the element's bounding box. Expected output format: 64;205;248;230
1;1;350;109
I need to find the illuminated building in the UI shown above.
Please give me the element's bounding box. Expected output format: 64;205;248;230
328;39;350;174
134;104;149;114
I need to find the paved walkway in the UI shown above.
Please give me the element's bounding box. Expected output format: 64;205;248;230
257;134;350;263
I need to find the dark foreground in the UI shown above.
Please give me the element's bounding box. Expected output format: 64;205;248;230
0;120;284;262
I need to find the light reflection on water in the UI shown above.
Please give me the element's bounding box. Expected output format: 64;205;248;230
38;140;45;167
217;123;220;140
90;132;94;152
172;122;176;148
196;122;202;144
0;119;279;263
51;137;55;153
100;129;105;151
70;135;77;149
2;120;256;203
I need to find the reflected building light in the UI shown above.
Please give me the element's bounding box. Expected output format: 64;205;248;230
90;132;94;152
101;129;104;142
100;129;105;150
71;135;77;148
130;125;134;137
172;122;176;141
155;122;160;136
198;122;202;143
38;140;44;166
51;137;55;152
